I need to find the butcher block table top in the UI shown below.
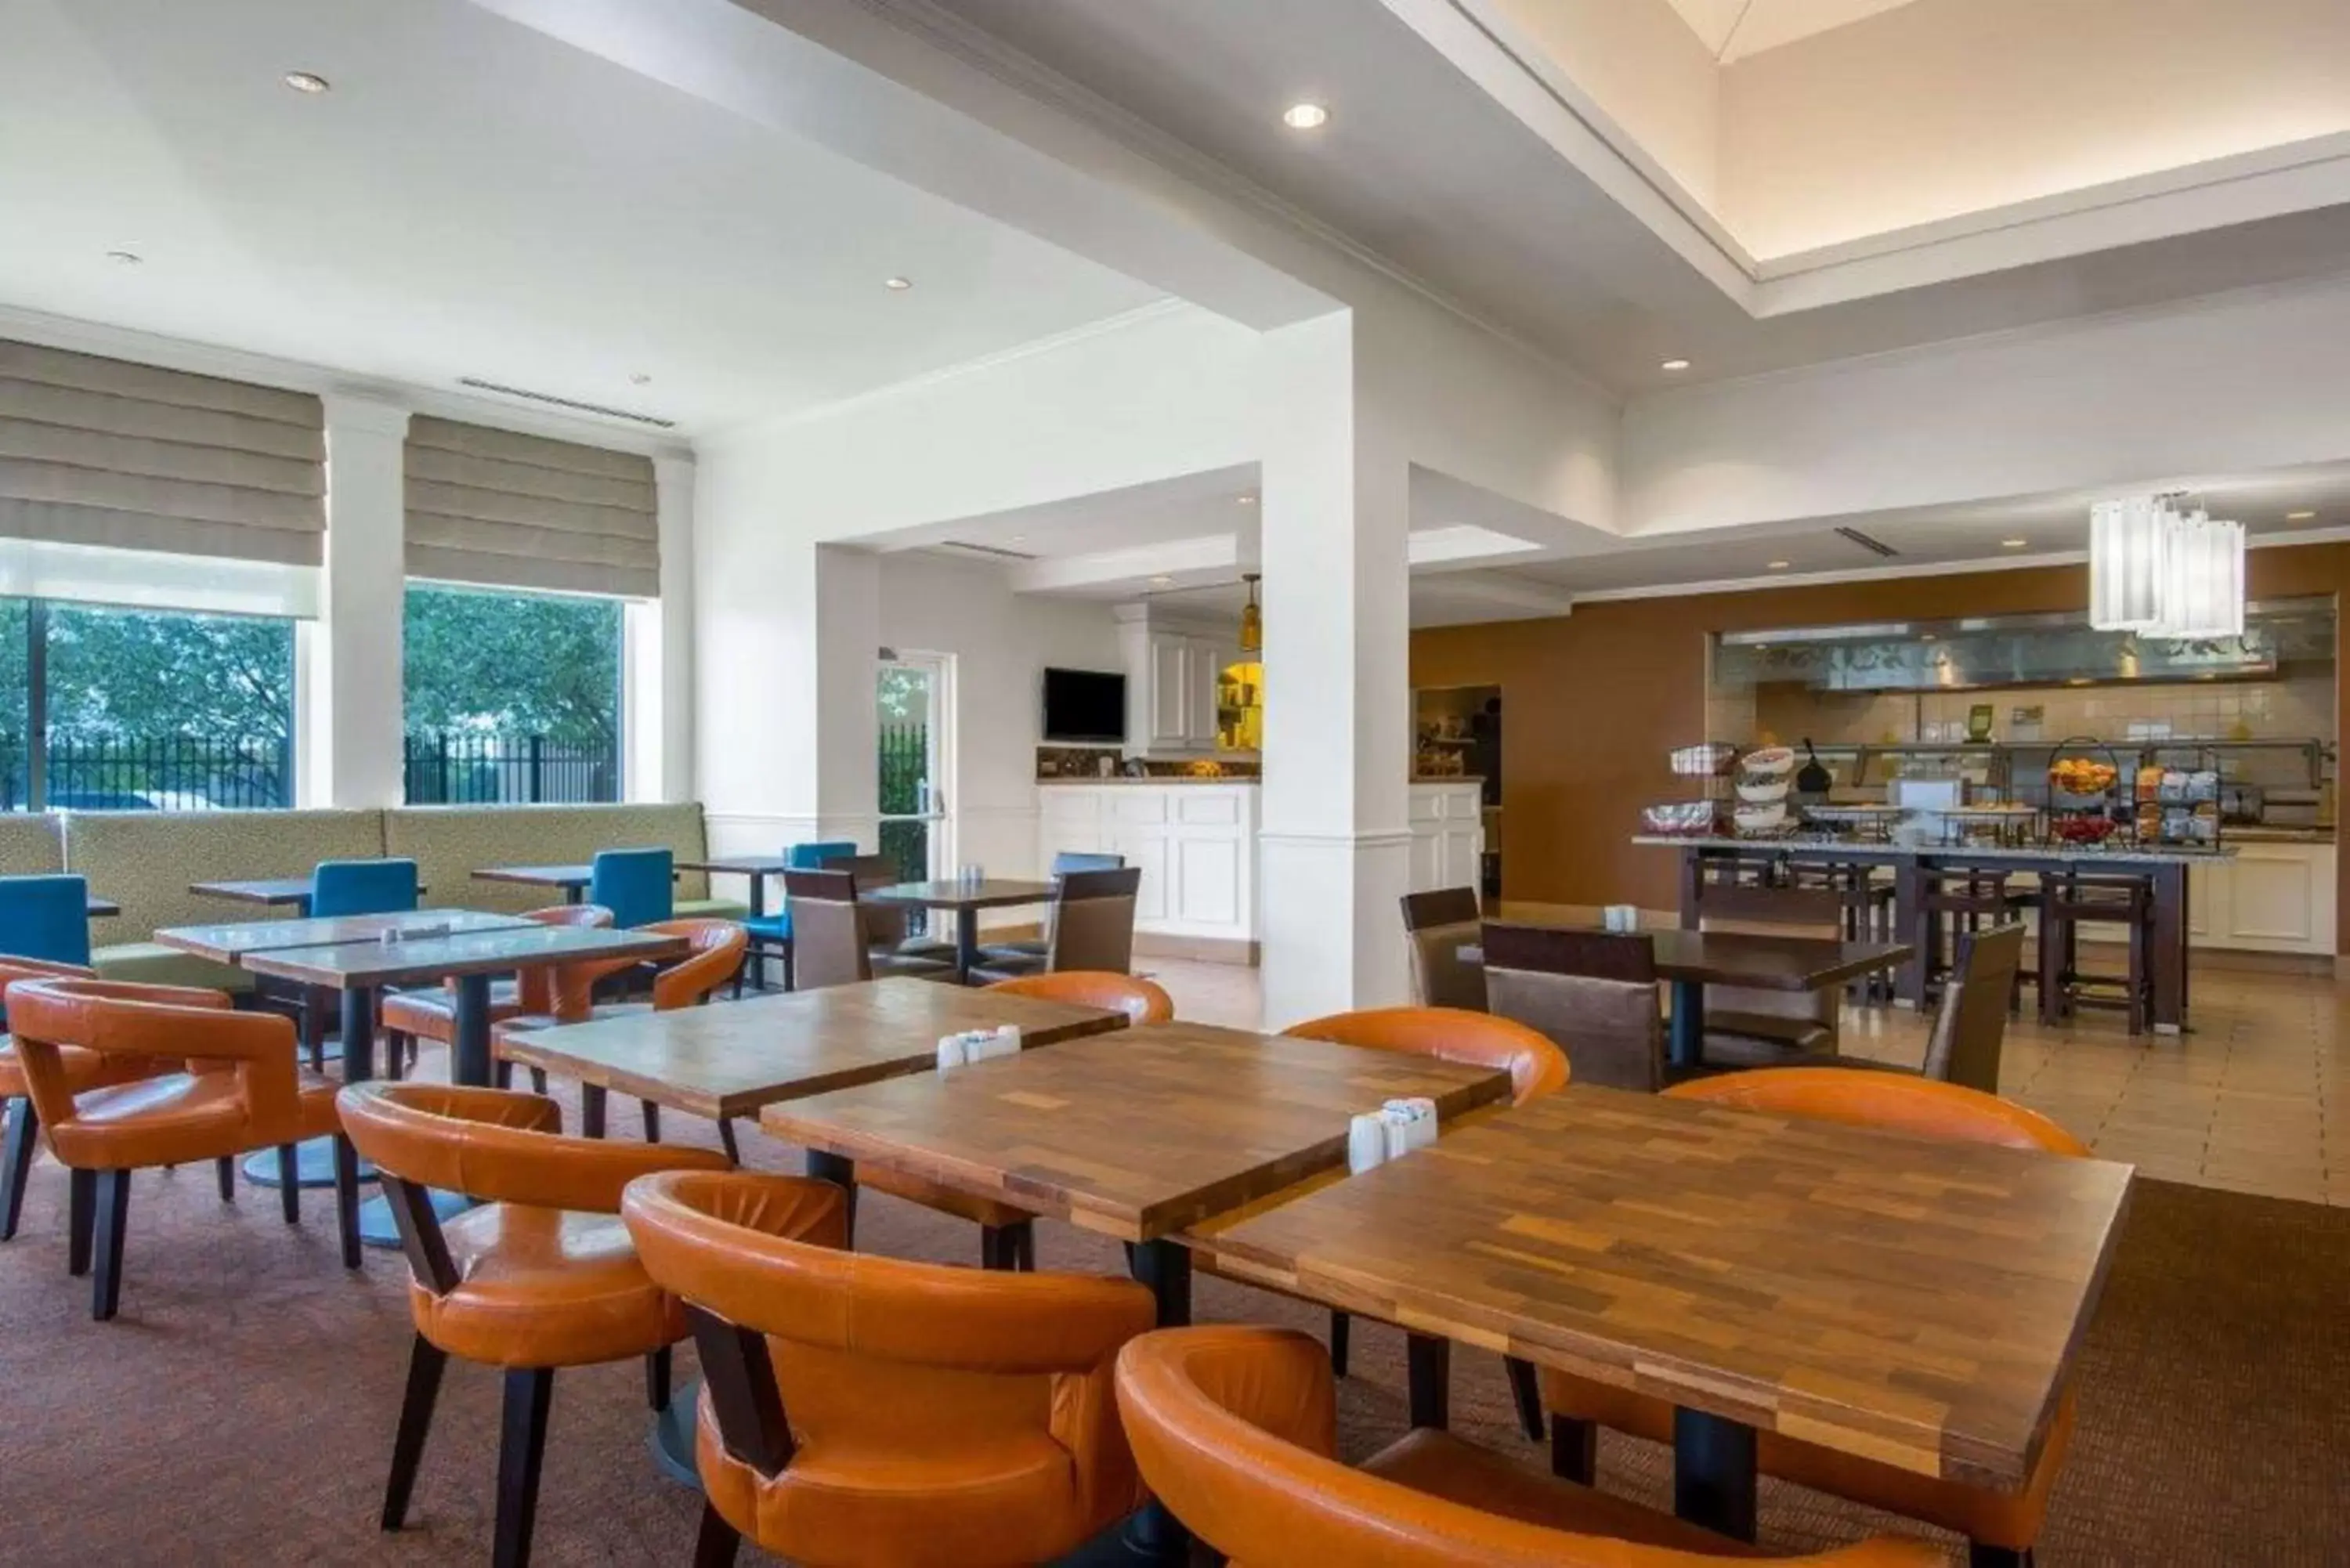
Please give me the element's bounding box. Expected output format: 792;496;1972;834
761;1021;1515;1243
494;977;1129;1121
1188;1083;2132;1490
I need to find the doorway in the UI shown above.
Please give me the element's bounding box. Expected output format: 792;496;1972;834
877;653;951;919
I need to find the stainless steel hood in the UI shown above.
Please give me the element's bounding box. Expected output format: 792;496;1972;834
1715;599;2331;694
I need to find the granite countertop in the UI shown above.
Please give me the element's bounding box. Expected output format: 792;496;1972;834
1036;775;1483;786
1632;834;2236;864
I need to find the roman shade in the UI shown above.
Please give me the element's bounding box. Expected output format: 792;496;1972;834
0;338;326;565
403;416;658;598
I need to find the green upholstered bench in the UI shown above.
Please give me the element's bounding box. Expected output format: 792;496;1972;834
385;803;747;923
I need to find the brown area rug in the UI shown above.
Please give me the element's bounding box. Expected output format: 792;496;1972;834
1;1093;2344;1566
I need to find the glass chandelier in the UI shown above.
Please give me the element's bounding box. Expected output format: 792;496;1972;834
2088;494;2243;639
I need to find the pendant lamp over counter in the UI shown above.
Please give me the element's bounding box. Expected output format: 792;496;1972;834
2088;493;2244;640
1238;572;1262;654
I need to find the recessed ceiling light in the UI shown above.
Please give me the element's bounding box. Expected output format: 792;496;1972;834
1282;103;1329;131
2287;510;2316;520
1151;575;1173;586
1766;559;1791;570
884;276;913;291
628;372;652;386
2001;537;2029;548
283;70;331;95
105;250;142;266
1237;494;1257;507
1010;534;1026;543
1660;358;1692;372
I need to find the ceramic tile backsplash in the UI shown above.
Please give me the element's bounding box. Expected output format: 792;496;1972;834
1741;672;2334;749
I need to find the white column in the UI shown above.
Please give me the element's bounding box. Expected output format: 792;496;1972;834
311;393;410;809
1257;312;1415;1025
692;438;880;854
624;454;697;804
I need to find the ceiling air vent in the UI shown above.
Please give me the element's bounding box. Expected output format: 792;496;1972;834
455;378;677;429
1834;526;1898;558
933;540;1039;562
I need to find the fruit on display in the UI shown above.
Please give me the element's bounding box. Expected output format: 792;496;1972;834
2052;815;2117;844
2047;758;2118;796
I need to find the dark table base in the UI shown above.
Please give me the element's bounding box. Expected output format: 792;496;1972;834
241;1138;374;1190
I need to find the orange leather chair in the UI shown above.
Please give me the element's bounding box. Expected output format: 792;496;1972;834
620;1167;1158;1568
6;976;360;1318
1543;1068;2089;1568
337;1082;732;1568
0;955;149;1244
493;917;748;1150
381;904;613;1077
1280;1006;1569;1438
1117;1325;1938;1568
984;969;1175;1024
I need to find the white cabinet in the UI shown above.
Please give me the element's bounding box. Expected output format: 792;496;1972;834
1407;782;1485;894
1037;783;1259;945
1117;606;1238;756
2193;840;2336;955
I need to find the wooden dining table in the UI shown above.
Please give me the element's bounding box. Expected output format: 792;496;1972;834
1187;1084;2133;1542
761;1019;1515;1562
864;877;1059;982
674;854;791;918
1466;919;1913;1069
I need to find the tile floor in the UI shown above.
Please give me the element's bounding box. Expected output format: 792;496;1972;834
1143;955;2350;1207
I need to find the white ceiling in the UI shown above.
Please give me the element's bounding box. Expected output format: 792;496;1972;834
0;0;1160;433
1661;0;1925;63
927;0;2350;396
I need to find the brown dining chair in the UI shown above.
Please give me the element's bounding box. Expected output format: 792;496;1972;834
621;1167;1159;1568
381;904;613;1078
1280;1005;1568;1440
492;918;749;1152
339;1082;731;1568
1541;1068;2088;1568
780;869;954;989
827;851;958;965
1694;883;1846;1065
1918;922;2026;1093
968;867;1142;984
1480;923;1679;1092
6;976;361;1317
1116;1324;1940;1568
1401;887;1486;1011
0;955;149;1246
983;970;1174;1024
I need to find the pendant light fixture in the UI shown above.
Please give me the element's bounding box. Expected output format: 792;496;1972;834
2148;503;2246;639
2088;496;2165;631
2088;493;2245;639
1238;573;1262;654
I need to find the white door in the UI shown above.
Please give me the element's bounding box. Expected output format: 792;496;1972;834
877;655;949;897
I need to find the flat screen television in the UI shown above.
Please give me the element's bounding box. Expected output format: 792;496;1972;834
1042;667;1126;745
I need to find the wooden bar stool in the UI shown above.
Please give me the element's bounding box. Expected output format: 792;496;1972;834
2038;871;2154;1034
1916;868;2035;1013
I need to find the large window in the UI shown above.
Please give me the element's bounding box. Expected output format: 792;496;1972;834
403;583;624;804
0;598;297;811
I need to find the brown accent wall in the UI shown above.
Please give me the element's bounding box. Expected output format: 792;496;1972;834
1410;544;2350;950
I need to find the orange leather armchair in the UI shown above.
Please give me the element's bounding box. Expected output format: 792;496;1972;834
381;904;613;1077
493;917;748;1151
6;975;360;1319
1117;1325;1938;1568
984;969;1175;1024
621;1168;1158;1568
1280;1006;1570;1439
337;1081;732;1568
1543;1068;2088;1568
0;955;139;1245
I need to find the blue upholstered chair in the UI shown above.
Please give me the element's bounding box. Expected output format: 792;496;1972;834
736;841;856;995
309;858;421;919
979;852;1126;965
590;847;674;930
0;875;93;967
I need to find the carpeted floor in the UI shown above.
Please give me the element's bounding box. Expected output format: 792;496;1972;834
2;1089;2345;1566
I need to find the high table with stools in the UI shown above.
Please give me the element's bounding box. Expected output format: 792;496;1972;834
226;921;690;1245
1184;1082;2133;1544
1466;916;1912;1071
865;877;1059;983
1644;836;2220;1035
155;910;539;1191
762;1021;1515;1563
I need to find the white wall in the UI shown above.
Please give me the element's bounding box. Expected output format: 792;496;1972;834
1621;276;2350;535
1719;0;2350;258
876;553;1121;890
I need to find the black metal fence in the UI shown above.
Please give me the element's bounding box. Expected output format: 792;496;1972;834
403;734;620;805
0;732;293;811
